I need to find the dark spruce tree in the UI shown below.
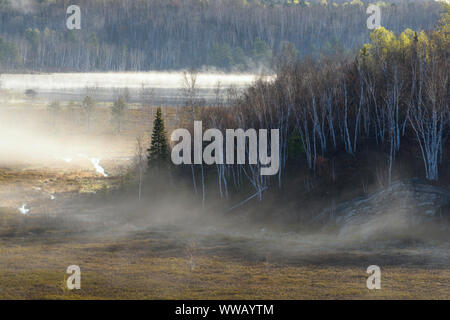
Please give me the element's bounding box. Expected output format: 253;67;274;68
147;107;169;170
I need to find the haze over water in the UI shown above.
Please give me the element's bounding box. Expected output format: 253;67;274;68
0;72;268;105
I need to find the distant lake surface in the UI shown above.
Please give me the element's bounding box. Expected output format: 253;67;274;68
0;72;270;106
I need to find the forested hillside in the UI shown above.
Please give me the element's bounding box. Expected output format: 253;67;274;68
181;6;449;215
0;0;444;71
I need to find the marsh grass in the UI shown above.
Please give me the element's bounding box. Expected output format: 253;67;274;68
0;229;448;300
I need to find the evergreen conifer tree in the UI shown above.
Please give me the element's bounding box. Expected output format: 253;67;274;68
147;107;169;168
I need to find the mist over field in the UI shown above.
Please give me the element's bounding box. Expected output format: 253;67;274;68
0;0;449;300
0;72;260;90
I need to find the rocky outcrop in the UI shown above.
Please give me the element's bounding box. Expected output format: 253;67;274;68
317;178;450;239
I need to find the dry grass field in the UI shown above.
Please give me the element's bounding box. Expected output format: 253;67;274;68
0;219;448;300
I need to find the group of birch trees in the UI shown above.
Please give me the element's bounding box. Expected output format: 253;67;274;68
185;18;449;204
